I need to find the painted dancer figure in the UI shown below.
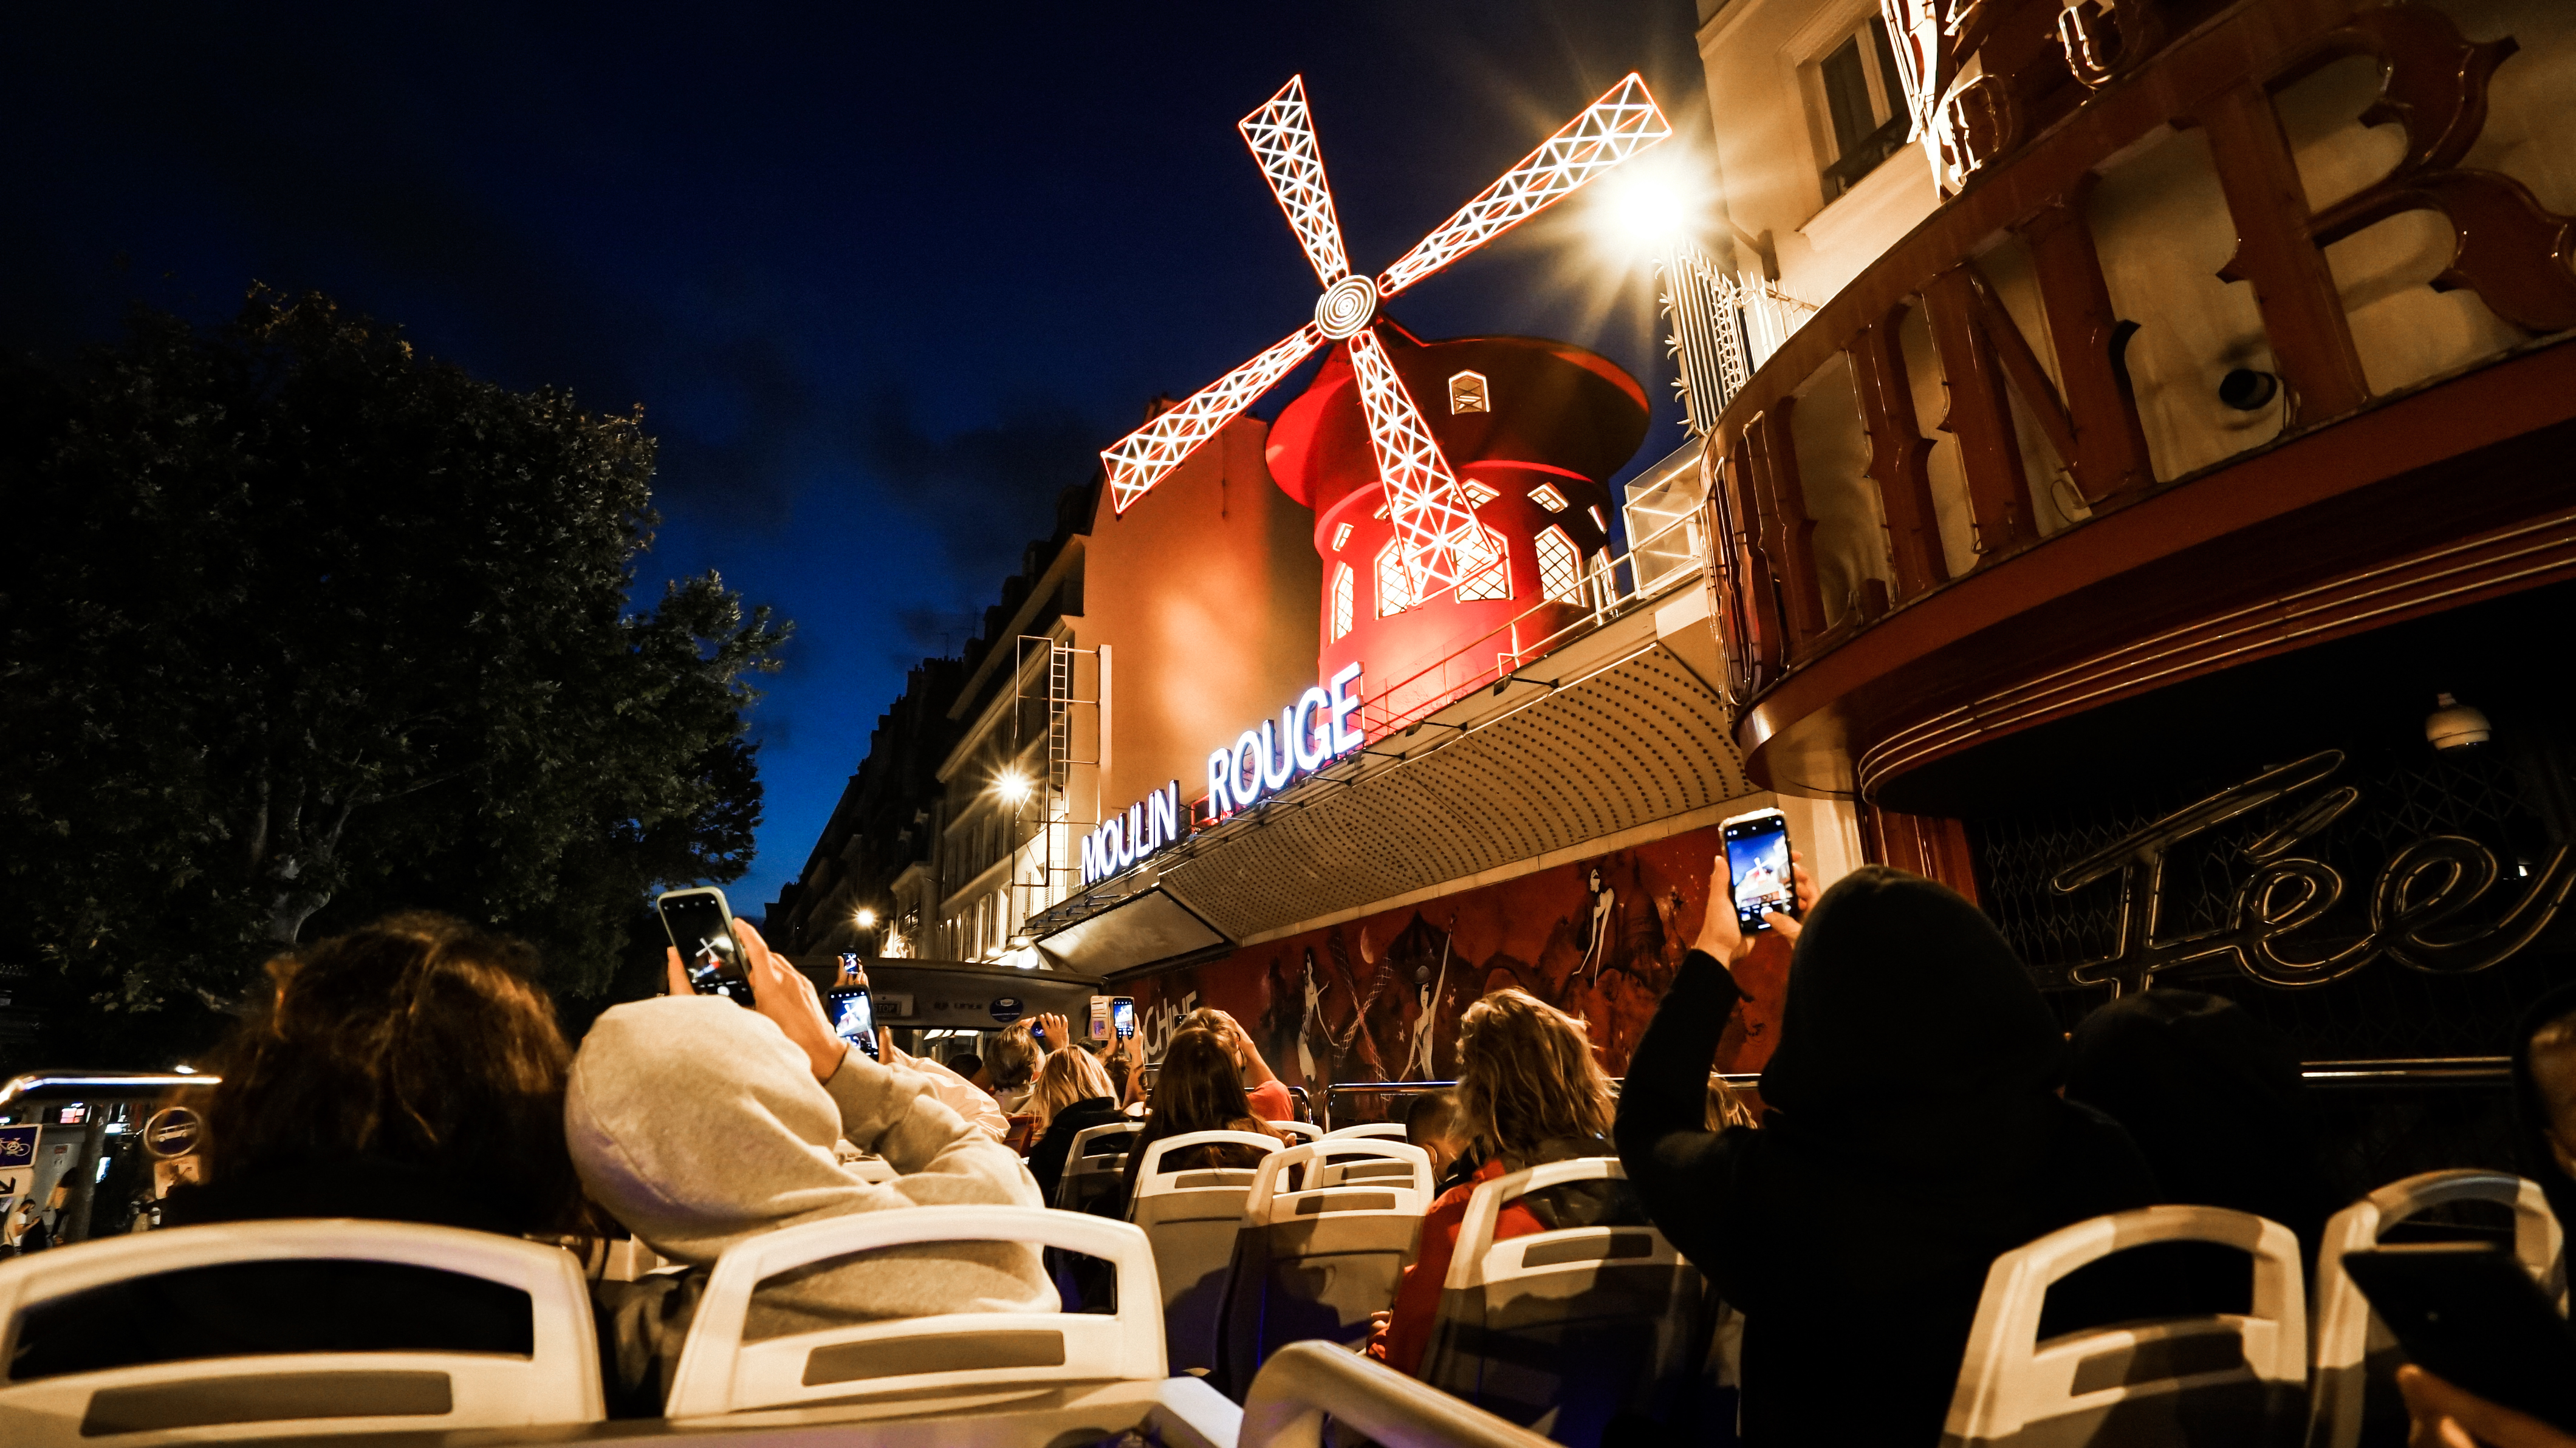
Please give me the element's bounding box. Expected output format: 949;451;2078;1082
1581;866;1619;983
1407;914;1455;1080
1297;948;1326;1086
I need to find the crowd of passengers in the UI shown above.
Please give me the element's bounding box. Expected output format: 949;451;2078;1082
45;853;2576;1446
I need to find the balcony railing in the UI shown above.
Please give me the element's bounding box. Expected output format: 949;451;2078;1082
1705;0;2576;721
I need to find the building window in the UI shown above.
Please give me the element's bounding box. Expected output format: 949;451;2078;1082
1376;541;1414;616
1461;480;1498;507
1448;370;1489;413
1536;525;1582;603
1815;14;1908;202
1331;521;1352;551
1528;483;1569;513
1331;564;1354;639
1456;527;1510;603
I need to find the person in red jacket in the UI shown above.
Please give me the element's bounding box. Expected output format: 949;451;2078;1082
1370;986;1619;1376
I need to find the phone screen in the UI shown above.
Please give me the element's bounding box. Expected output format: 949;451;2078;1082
660;892;753;1007
1725;812;1794;932
1112;998;1136;1040
2344;1245;2576;1432
824;986;879;1061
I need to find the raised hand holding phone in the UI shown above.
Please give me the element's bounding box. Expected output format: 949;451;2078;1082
1694;847;1815;966
663;916;844;1082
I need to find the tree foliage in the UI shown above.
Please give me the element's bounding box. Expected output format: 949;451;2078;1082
0;289;786;1067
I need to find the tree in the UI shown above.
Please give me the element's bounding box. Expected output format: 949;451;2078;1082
0;288;787;1068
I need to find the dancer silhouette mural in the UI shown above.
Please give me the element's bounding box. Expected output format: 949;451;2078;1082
1125;822;1790;1105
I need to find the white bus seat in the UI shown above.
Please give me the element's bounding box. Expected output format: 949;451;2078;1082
1055;1121;1142;1214
665;1205;1166;1418
1216;1141;1435;1397
1132;1130;1285;1375
0;1218;601;1446
1419;1157;1704;1447
2309;1169;2564;1448
1941;1205;2307;1448
1241;1337;1560;1448
1324;1122;1412;1144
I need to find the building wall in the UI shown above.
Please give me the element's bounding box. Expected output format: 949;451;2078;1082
1120;821;1792;1098
1067;413;1322;824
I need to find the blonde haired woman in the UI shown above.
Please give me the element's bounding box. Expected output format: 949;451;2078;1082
1371;987;1620;1376
1023;1044;1123;1206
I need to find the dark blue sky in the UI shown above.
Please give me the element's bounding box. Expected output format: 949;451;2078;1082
5;1;1710;918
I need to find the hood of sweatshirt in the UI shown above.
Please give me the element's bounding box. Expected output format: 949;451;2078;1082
565;995;923;1264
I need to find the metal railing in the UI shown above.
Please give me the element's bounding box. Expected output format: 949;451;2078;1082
1320;1058;2510;1129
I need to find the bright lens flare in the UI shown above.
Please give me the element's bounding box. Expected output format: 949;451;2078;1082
994;770;1034;805
855;908;877;928
1599;167;1692;247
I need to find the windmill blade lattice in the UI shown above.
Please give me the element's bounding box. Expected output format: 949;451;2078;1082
1098;71;1673;569
1379;74;1671;298
1103;323;1324;516
1345;327;1490;596
1238;77;1351;288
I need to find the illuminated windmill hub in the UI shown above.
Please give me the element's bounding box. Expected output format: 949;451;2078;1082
1314;275;1379;340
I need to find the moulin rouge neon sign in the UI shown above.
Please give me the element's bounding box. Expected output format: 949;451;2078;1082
1080;663;1366;888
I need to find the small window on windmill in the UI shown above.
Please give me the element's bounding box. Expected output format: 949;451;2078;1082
1448;370;1490;414
1528;483;1569;513
1331;522;1353;552
1461;481;1498;507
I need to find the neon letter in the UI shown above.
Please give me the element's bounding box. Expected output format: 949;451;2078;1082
1118;803;1142;868
1291;686;1331;773
1081;827;1105;886
1261;715;1295;792
1207;748;1235;816
1234;728;1267;805
1329;662;1365;756
1148;781;1179;853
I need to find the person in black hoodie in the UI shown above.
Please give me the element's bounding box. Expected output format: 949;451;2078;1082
1616;862;2157;1448
2383;982;2576;1448
2060;987;2340;1315
8;913;592;1382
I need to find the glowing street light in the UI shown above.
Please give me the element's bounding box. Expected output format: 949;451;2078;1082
993;770;1034;807
854;907;877;929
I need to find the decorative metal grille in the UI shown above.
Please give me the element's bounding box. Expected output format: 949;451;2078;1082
1536;525;1581;603
1375;541;1414;617
1331;564;1354;640
1456;526;1510;602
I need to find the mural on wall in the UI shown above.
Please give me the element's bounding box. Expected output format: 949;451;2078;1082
1130;822;1791;1090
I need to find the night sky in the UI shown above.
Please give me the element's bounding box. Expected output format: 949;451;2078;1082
5;1;1712;918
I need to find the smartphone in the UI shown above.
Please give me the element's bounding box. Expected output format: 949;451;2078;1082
2343;1243;2576;1432
824;986;879;1061
1088;995;1139;1042
657;887;753;1008
837;951;868;988
1721;808;1797;933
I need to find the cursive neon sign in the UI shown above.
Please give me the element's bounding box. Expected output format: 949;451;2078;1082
2052;750;2576;994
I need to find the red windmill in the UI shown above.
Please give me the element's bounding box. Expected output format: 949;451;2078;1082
1100;74;1671;606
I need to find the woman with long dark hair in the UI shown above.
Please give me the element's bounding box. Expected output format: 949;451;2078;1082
10;914;591;1384
174;910;587;1235
1111;1026;1279;1214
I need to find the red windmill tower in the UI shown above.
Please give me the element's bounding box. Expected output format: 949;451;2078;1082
1101;75;1669;739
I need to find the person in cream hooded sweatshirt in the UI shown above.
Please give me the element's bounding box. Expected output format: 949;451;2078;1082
566;917;1053;1413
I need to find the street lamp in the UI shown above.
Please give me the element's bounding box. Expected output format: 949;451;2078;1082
855;907;878;929
993;769;1033;806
